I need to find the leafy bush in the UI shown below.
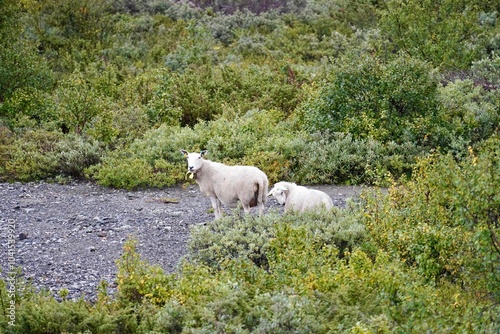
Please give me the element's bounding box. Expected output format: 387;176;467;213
12;295;112;334
89;155;181;190
378;0;496;68
203;9;280;46
187;205;369;271
301;53;440;144
283;132;422;185
159;62;304;126
116;239;176;306
90;108;426;188
55;134;103;178
437;78;500;151
471;54;500;87
0;39;54;104
1;130;104;181
54;68;113;136
0;87;56;130
2;208;499;333
362;137;500;298
3;130;62;181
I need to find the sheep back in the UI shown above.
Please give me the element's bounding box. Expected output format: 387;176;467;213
286;187;333;212
272;181;333;213
196;160;268;208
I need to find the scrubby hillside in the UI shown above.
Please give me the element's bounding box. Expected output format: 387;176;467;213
0;0;499;332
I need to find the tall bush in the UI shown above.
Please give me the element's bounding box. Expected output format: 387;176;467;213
159;63;304;126
363;136;500;298
438;78;500;152
378;0;496;68
301;53;440;144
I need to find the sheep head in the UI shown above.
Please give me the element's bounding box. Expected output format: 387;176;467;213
180;149;208;174
267;183;288;205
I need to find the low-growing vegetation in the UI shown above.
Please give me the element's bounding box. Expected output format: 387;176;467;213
2;140;499;332
1;0;499;331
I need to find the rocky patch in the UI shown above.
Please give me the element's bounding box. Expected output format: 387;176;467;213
0;182;363;300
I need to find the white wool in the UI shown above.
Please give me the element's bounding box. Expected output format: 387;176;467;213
268;181;333;213
181;150;268;219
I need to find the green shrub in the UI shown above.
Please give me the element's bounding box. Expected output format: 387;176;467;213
0;39;54;103
3;130;62;181
437;78;500;151
363;137;500;299
378;0;495;68
0;126;14;179
53;72;98;134
1;131;105;181
471;54;500;87
159;63;304;126
301;53;440;144
89;155;180;190
116;239;176;306
0;87;56;130
187;213;276;270
3;213;499;333
90;108;426;188
55;134;103;178
12;296;112;334
164;23;217;73
187;206;369;271
205;10;279;46
282;132;421;186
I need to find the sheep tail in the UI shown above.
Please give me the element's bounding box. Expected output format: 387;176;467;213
259;177;268;205
249;178;268;207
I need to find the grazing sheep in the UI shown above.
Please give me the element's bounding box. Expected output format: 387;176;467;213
180;150;269;219
267;181;333;213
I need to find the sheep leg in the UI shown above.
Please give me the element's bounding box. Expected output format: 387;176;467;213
257;201;264;217
210;197;223;219
241;202;251;215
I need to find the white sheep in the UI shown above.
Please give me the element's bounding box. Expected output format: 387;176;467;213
267;181;333;213
180;150;269;219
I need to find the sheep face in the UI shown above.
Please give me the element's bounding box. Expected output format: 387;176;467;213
180;150;207;173
268;185;287;205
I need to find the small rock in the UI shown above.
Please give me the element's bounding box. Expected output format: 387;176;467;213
74;214;87;221
88;246;96;252
119;225;132;230
97;231;107;238
19;232;28;240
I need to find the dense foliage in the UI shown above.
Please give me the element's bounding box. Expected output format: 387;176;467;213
1;0;499;186
1;0;499;332
2;142;499;332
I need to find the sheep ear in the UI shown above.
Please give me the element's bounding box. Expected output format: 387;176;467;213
267;190;274;197
180;149;188;157
200;150;208;157
277;185;288;192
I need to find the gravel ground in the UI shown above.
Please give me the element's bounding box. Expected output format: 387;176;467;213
0;181;364;301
